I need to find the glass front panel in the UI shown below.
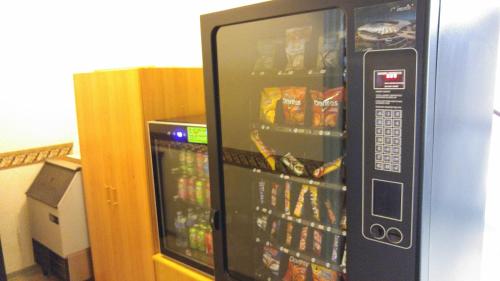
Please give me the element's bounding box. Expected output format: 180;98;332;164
152;138;213;269
216;9;347;281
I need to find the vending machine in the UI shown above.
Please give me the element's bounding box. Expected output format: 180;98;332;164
200;0;498;281
149;116;214;275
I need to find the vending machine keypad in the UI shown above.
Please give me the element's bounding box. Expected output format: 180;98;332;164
362;48;418;249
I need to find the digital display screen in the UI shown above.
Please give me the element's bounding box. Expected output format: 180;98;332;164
372;179;403;221
187;127;208;144
374;69;406;90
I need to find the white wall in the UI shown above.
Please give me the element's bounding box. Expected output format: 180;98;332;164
0;0;266;274
0;0;497;277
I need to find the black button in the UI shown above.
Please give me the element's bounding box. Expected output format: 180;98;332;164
387;228;403;244
369;224;385;240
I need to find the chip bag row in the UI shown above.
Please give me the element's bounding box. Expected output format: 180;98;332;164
259;87;345;128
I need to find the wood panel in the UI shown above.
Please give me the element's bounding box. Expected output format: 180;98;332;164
74;67;205;281
73;72;118;281
0;239;6;281
153;255;213;281
139;67;205;252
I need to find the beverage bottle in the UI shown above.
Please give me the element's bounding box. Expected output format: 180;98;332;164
186;150;195;175
197;225;206;252
174;211;187;248
186;208;196;228
178;150;187;173
205;181;211;208
205;227;213;256
189;225;198;250
187;177;196;203
196;150;205;175
195;179;205;206
177;176;187;201
203;153;209;176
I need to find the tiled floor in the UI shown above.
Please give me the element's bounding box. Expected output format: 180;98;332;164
7;266;59;281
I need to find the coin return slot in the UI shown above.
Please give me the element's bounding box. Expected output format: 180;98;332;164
369;224;386;240
386;227;403;244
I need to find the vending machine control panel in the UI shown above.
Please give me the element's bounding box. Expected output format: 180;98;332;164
362;48;418;249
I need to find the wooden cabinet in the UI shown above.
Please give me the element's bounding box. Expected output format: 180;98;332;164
74;68;205;281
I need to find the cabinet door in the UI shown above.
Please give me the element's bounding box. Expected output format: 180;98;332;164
105;70;156;281
74;73;119;281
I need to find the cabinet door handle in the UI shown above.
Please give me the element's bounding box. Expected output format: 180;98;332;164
106;185;112;204
111;187;118;206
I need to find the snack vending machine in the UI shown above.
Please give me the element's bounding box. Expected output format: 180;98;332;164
201;0;498;281
149;116;214;275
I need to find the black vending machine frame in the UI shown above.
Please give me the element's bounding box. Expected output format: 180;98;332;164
149;120;214;275
202;0;431;280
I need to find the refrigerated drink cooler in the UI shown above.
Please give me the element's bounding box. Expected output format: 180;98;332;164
200;0;498;281
149;116;214;275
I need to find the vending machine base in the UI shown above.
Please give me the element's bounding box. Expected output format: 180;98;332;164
153;254;213;281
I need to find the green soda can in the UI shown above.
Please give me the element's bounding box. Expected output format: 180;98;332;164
189;225;198;249
195;179;205;206
197;226;206;252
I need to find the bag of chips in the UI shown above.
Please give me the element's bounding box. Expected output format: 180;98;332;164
311;87;345;128
283;256;309;281
317;31;343;71
260;88;282;124
282;87;306;126
254;39;279;72
285;26;312;71
262;246;281;276
312;263;341;281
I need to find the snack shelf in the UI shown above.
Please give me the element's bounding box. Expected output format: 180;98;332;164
255;238;347;274
169;168;209;178
173;196;211;211
251;168;346;191
163;236;214;267
254;123;345;139
223;148;334;180
255;206;346;236
250;68;343;78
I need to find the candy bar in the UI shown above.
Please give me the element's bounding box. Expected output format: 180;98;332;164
251;130;276;170
282;152;305;176
299;226;308;251
294;185;308;217
313;157;343;178
312;263;341;281
284;181;291;215
309;186;321;221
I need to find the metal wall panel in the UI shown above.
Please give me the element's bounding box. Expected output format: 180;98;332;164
424;1;499;280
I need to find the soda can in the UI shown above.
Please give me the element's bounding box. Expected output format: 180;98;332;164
177;176;187;200
189;226;198;249
205;181;211;208
196;151;204;171
197;226;206;252
205;228;213;256
187;177;196;203
203;154;209;175
195;179;205;206
186;150;195;165
179;150;186;164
